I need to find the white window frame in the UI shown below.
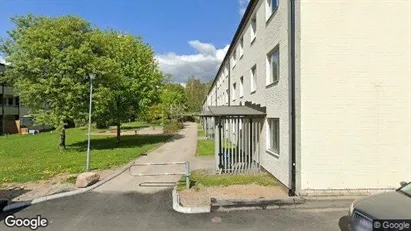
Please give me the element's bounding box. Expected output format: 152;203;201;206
250;15;257;43
239;76;244;98
266;118;279;155
232;83;236;101
266;0;279;21
250;65;257;93
266;47;279;85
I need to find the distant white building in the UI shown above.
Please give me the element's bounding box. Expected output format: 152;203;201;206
201;0;411;196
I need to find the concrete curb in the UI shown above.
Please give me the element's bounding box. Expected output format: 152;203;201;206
210;197;306;212
171;186;353;213
172;187;210;214
2;134;174;213
170;193;356;213
303;195;363;201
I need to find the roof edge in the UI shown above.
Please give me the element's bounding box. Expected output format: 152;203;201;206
203;0;259;105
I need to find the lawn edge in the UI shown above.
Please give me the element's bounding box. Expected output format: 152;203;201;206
2;133;175;213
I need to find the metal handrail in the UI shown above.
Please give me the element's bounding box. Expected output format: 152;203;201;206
128;161;191;189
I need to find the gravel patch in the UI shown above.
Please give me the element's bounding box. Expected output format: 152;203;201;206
179;184;288;207
0;168;117;202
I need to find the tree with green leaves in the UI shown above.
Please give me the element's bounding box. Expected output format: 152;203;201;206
160;83;187;122
91;30;163;142
184;76;208;113
1;15;115;149
0;14;162;147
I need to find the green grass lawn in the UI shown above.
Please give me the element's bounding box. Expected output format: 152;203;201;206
178;170;280;190
197;123;205;137
197;129;205;137
196;138;237;157
0;128;171;185
196;139;214;156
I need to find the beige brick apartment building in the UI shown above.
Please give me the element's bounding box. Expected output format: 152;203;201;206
201;0;411;195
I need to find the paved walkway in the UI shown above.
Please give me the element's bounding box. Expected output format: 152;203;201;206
94;122;199;194
0;123;351;230
191;156;215;172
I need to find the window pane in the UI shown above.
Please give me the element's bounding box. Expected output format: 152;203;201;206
251;66;257;91
251;17;257;39
272;51;279;82
274;119;279;152
267;118;280;153
272;120;276;151
272;0;278;12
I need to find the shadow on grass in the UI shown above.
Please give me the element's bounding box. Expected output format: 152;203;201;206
68;134;181;152
121;125;150;130
92;125;151;133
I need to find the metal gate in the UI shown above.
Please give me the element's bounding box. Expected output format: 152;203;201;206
216;117;263;174
128;161;191;189
201;116;215;139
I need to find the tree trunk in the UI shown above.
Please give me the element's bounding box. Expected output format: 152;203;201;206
116;123;121;143
59;127;66;150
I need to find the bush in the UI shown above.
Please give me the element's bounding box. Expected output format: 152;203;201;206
163;121;184;134
180;115;195;122
74;119;87;128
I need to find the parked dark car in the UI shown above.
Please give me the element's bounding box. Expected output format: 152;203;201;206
348;181;411;231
